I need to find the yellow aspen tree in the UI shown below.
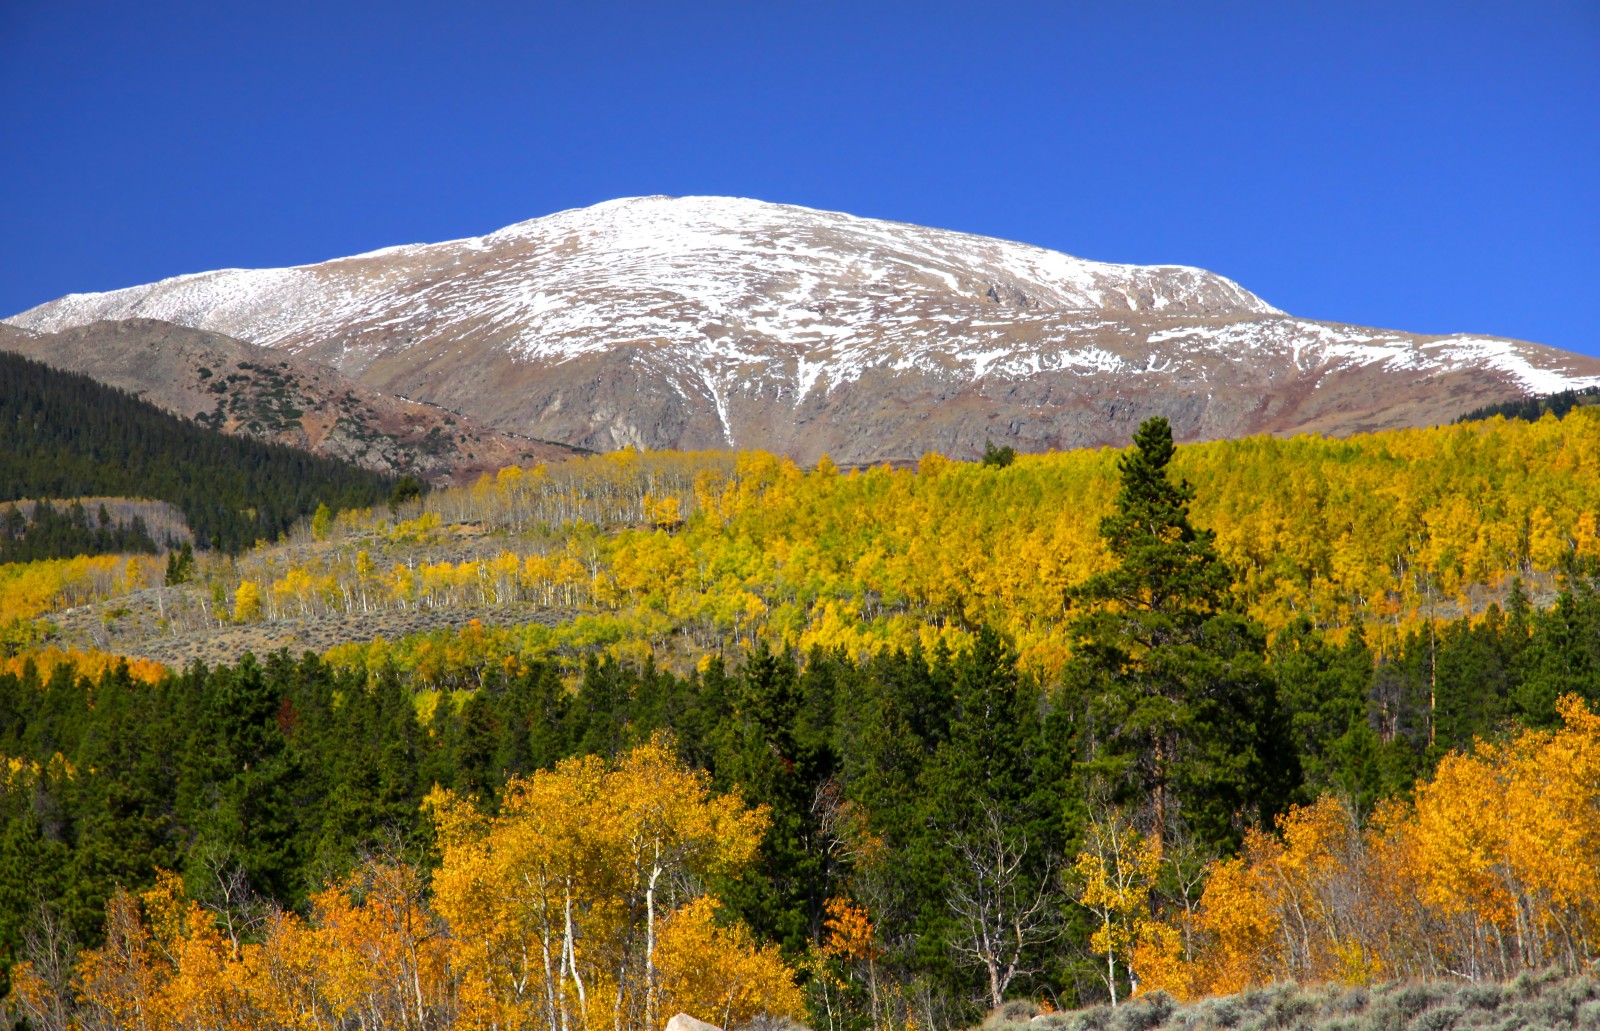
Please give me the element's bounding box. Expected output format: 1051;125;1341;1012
232;579;263;623
58;887;172;1031
311;502;333;542
1073;812;1162;1006
1190;853;1280;995
815;895;883;1027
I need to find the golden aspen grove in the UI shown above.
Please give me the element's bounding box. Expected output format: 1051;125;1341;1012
10;740;803;1031
6;411;1600;1030
11;412;1600;679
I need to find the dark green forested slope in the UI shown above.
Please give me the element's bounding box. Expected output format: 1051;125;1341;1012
0;499;159;563
0;350;401;553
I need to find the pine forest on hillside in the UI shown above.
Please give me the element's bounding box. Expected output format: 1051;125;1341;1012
5;410;1600;1029
0;350;403;555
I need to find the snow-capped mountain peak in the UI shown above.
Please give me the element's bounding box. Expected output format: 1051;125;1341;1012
7;196;1597;461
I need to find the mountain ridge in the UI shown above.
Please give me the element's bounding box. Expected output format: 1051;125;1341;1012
11;195;1599;463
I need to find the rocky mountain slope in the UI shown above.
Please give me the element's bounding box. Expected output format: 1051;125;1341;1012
0;319;582;483
10;196;1600;463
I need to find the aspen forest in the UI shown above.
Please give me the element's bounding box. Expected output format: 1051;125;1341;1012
6;409;1600;1029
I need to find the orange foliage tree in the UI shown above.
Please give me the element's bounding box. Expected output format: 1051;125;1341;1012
1131;694;1600;999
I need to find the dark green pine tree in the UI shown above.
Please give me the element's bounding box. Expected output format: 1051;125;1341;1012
1066;417;1293;848
916;627;1055;1007
1429;614;1503;754
571;655;633;761
66;666;185;936
303;662;426;875
711;646;835;955
834;647;947;969
1272;619;1386;811
492;661;573;776
181;654;306;906
448;692;500;800
1514;581;1600;727
923;629;1047;842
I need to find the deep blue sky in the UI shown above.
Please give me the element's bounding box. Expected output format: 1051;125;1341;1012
3;2;1596;352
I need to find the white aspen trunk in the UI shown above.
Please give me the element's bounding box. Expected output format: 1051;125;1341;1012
645;858;663;1031
530;877;562;1031
564;881;588;1028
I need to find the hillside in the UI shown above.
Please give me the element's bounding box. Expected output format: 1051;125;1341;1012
16;409;1600;687
0;349;398;553
7;414;1600;1027
10;197;1600;463
6;542;1600;1029
0;318;584;483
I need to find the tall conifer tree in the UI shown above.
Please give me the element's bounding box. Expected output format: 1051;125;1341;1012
1066;417;1292;847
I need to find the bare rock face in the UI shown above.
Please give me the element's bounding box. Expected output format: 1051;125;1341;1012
10;196;1599;463
0;318;582;483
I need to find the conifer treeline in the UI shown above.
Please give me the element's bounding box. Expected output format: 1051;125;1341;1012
0;500;159;564
1456;385;1600;425
0;351;399;553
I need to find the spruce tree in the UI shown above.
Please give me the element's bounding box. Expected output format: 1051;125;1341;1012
1066;417;1291;848
712;646;833;954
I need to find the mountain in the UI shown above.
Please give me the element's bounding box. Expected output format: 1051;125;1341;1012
0;319;584;483
10;196;1599;464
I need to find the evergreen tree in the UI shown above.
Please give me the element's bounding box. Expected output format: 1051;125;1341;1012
920;628;1055;1007
164;542;196;585
980;441;1017;468
183;654;306;905
1272;621;1385;811
1065;417;1292;847
712;646;835;954
1515;582;1600;726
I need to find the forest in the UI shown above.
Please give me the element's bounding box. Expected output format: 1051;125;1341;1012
1456;385;1600;425
4;415;1600;1029
0;501;160;565
0;351;401;555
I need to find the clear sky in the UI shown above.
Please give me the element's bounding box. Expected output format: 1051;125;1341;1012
3;1;1596;353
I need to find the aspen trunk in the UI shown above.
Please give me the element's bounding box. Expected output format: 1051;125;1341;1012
645;860;662;1031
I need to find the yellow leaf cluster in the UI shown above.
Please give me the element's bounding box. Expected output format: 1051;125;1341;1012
13;864;452;1031
0;554;138;625
0;646;167;685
